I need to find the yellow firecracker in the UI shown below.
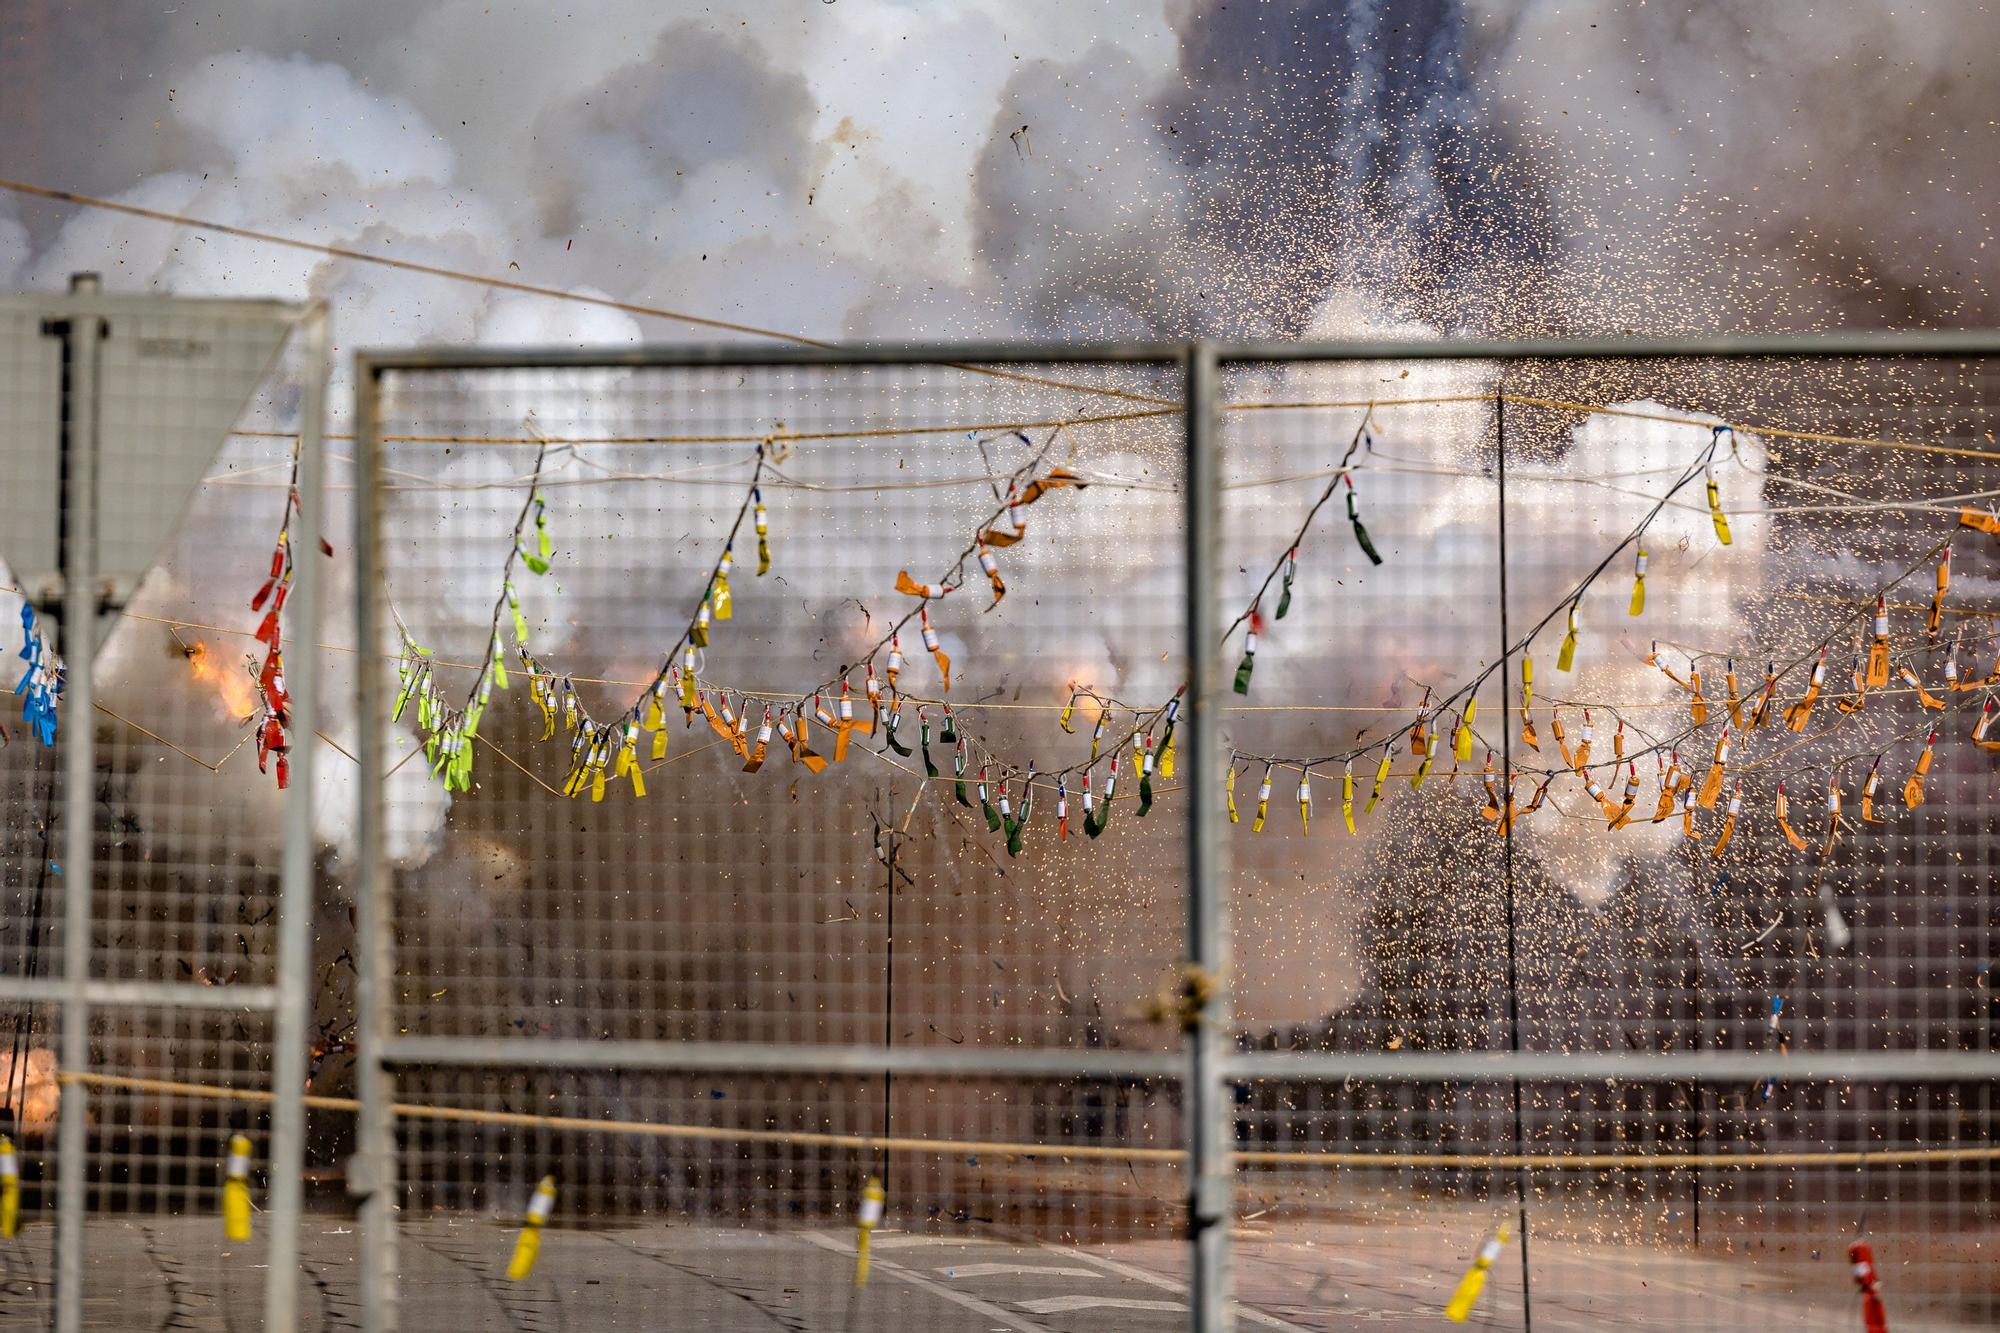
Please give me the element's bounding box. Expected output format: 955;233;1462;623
222;1134;252;1242
1444;1223;1509;1322
1557;606;1581;671
0;1136;18;1239
854;1175;886;1288
506;1175;557;1280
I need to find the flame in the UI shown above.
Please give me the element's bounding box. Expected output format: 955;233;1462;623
185;640;260;721
0;1048;60;1132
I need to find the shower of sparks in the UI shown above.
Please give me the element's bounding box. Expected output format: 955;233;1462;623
2;4;1996;1316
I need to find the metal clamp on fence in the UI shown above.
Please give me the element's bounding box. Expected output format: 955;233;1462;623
1142;963;1223;1033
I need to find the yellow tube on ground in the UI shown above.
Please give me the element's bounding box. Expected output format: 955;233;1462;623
855;1175;886;1288
506;1175;557;1280
222;1134;252;1242
0;1136;18;1238
1444;1224;1508;1322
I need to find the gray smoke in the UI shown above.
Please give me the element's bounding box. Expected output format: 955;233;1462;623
1465;0;2000;331
975;0;1559;336
0;0;1991;1044
6;2;1996;341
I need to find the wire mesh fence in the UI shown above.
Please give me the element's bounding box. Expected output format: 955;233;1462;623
0;329;1989;1329
0;285;324;1330
1211;349;2000;1331
344;340;1998;1332
363;353;1189;1217
333;340;2000;1331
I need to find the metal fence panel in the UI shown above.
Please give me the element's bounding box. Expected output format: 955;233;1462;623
354;339;1998;1333
1214;348;2000;1331
0;285;324;1330
354;350;1194;1328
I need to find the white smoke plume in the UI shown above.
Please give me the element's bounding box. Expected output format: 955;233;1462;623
1464;0;2000;330
7;1;1995;339
1214;317;1771;911
0;2;1978;1046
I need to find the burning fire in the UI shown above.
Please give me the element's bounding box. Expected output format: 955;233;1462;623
0;1048;60;1132
183;639;261;721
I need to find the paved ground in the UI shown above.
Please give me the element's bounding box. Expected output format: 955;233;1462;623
0;1213;1987;1329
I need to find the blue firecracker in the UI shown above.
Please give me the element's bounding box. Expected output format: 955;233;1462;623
13;605;63;747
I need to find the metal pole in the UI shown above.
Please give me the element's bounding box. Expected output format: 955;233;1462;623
264;304;330;1330
1493;392;1534;1330
1688;854;1703;1250
352;359;400;1331
1184;342;1232;1332
53;272;104;1333
882;823;895;1195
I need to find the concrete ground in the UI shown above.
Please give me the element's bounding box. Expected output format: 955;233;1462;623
0;1212;1987;1330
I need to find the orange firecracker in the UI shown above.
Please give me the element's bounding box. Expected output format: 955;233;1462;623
1775;782;1808;852
1712;783;1742;857
1749;662;1779;728
1860;758;1885;823
1865;597;1892;688
1904;729;1937;808
1929;547;1951;639
1607;764;1640;830
1899;661;1945;710
1697;727;1730;809
1785;651;1827;732
1651;752;1684;824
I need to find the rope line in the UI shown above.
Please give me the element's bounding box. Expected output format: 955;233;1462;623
223;389;2000;463
0;176;1172;408
1495;394;2000;463
55;1072;2000;1171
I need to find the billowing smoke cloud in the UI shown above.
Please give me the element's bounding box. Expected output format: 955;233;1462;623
1464;0;2000;330
11;2;1997;344
1209;340;1771;910
975;0;1559;336
0;1;1985;1051
0;203;27;282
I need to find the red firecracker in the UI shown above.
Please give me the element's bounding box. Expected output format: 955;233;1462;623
257;712;290;789
255;648;291;790
250;544;286;612
1849;1241;1888;1333
254;581;289;647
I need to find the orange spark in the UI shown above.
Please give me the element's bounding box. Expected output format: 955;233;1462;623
184;640;260;721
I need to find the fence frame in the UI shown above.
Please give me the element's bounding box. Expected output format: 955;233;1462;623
351;333;2000;1333
0;285;328;1332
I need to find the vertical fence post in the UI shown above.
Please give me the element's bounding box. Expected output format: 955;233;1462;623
264;303;330;1329
52;274;105;1333
352;357;400;1332
1184;342;1232;1332
1492;389;1535;1329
